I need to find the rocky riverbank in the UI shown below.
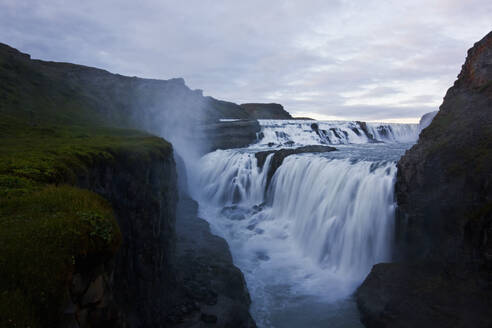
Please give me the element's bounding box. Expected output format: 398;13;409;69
169;196;256;327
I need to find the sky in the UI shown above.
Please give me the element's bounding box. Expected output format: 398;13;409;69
0;1;490;123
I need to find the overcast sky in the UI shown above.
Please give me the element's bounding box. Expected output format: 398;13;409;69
0;1;490;122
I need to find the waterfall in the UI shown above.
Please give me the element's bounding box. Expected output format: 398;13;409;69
256;119;419;146
197;149;273;207
366;122;420;143
195;150;396;283
193;119;413;327
269;156;395;281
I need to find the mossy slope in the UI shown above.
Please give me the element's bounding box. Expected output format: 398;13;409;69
0;100;172;326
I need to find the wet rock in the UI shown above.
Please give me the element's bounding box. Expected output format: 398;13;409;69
71;273;89;298
310;123;319;132
201;313;218;324
355;121;375;141
255;145;337;188
246;224;256;231
256;251;270;261
80;276;104;307
351;127;361;136
230;213;246;221
174;197;256;327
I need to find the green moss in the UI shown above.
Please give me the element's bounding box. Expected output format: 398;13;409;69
0;115;171;184
0;185;121;327
0;114;172;326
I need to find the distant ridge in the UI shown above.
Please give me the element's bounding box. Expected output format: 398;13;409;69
240;103;293;119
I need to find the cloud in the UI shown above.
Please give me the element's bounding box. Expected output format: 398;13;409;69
0;0;490;122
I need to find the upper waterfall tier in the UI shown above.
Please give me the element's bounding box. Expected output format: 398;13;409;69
255;120;419;147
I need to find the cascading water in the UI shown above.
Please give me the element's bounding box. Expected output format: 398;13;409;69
198;150;273;206
191;119;418;327
269;157;396;281
256;119;419;146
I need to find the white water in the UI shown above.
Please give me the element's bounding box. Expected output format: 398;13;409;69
256;119;418;147
197;150;272;207
191;119;417;327
270;157;395;281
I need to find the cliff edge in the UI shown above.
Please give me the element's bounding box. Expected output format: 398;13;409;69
357;31;492;328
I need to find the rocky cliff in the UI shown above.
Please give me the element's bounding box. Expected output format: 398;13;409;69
240;103;293;119
74;142;178;327
0;120;176;327
171;197;256;327
357;31;492;328
0;43;256;327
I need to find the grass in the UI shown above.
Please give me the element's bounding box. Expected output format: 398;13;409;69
0;114;172;327
0;186;119;327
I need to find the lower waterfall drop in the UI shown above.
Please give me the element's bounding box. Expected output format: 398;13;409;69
269;156;396;282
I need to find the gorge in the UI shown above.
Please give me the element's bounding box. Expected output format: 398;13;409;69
0;30;491;328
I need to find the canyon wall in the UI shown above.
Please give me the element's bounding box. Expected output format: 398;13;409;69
357;31;492;328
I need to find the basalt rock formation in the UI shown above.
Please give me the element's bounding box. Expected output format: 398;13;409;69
357;31;492;328
255;145;336;188
75;145;178;327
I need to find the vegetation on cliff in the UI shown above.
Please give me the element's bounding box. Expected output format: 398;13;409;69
0;113;175;327
0;41;177;326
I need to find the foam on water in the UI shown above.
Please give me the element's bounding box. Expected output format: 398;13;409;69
256;119;419;147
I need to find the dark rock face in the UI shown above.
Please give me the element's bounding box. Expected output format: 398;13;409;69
201;120;261;152
171;197;256;328
75;147;178;327
355;121;376;142
240;103;293;119
311;121;378;144
63;259;127;328
255;145;336;188
418;110;438;131
357;31;492;328
358;263;492;328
